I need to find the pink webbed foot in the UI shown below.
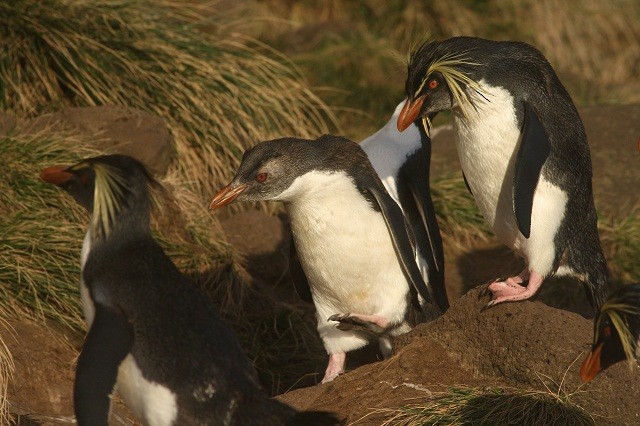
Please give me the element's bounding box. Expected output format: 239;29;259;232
321;352;346;383
483;270;543;310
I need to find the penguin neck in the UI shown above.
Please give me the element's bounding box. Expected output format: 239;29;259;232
89;202;151;248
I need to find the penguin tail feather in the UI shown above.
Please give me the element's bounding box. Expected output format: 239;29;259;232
562;236;609;312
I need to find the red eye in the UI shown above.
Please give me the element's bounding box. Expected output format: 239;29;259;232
255;172;268;183
603;326;611;336
428;80;438;89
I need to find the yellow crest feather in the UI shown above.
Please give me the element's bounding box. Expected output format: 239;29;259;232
598;300;639;369
413;52;486;135
91;163;128;240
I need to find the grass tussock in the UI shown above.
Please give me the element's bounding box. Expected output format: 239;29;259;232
377;386;594;426
0;132;100;329
599;204;640;285
0;320;15;426
431;173;491;250
0;0;335;198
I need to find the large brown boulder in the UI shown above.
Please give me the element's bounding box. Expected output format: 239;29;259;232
21;105;174;177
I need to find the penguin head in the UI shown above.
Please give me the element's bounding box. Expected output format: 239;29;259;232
40;154;154;239
397;37;484;133
209;135;371;208
580;284;640;382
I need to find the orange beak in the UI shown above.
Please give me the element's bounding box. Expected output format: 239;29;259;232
579;343;604;383
397;96;426;132
209;183;248;210
40;166;74;185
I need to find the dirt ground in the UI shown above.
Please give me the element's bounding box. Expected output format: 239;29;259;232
2;103;638;424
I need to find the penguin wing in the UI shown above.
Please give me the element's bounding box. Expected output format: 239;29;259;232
366;183;434;308
289;238;313;303
400;150;448;311
74;302;133;425
513;102;551;238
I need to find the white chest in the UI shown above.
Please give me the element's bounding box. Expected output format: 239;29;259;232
117;354;178;426
80;228;96;326
280;171;409;319
453;82;523;248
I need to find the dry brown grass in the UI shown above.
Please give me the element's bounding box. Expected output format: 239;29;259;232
375;385;594;426
0;0;336;199
254;0;640;119
0;320;15;426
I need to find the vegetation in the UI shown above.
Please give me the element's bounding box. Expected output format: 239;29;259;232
378;385;594;426
253;0;640;139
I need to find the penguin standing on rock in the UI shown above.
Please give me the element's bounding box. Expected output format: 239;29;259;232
40;155;310;426
210;135;441;383
580;284;640;383
361;100;448;311
397;36;608;311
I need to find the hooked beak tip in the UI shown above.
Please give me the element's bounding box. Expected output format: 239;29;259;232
209;183;247;210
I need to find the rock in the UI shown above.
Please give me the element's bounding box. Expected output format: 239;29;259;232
220;210;290;284
21;105;174;177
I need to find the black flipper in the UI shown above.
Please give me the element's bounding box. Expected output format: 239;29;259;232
289;238;313;303
399;135;448;311
513;102;551;239
74;302;133;426
366;184;434;311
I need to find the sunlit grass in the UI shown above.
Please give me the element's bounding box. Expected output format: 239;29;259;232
0;0;335;199
376;385;594;426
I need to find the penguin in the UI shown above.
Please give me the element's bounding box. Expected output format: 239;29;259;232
360;100;448;311
209;135;438;383
397;36;608;311
39;155;319;426
580;283;640;383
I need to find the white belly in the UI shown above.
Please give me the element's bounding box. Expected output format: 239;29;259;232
117;354;178;426
454;83;567;274
279;171;411;353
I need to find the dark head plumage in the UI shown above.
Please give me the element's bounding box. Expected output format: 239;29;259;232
580;284;640;382
399;37;488;134
40;154;156;241
209;135;377;209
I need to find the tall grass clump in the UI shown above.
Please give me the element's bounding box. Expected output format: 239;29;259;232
0;320;15;426
377;386;595;426
599;204;640;284
0;0;335;198
431;173;491;249
0;132;99;329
